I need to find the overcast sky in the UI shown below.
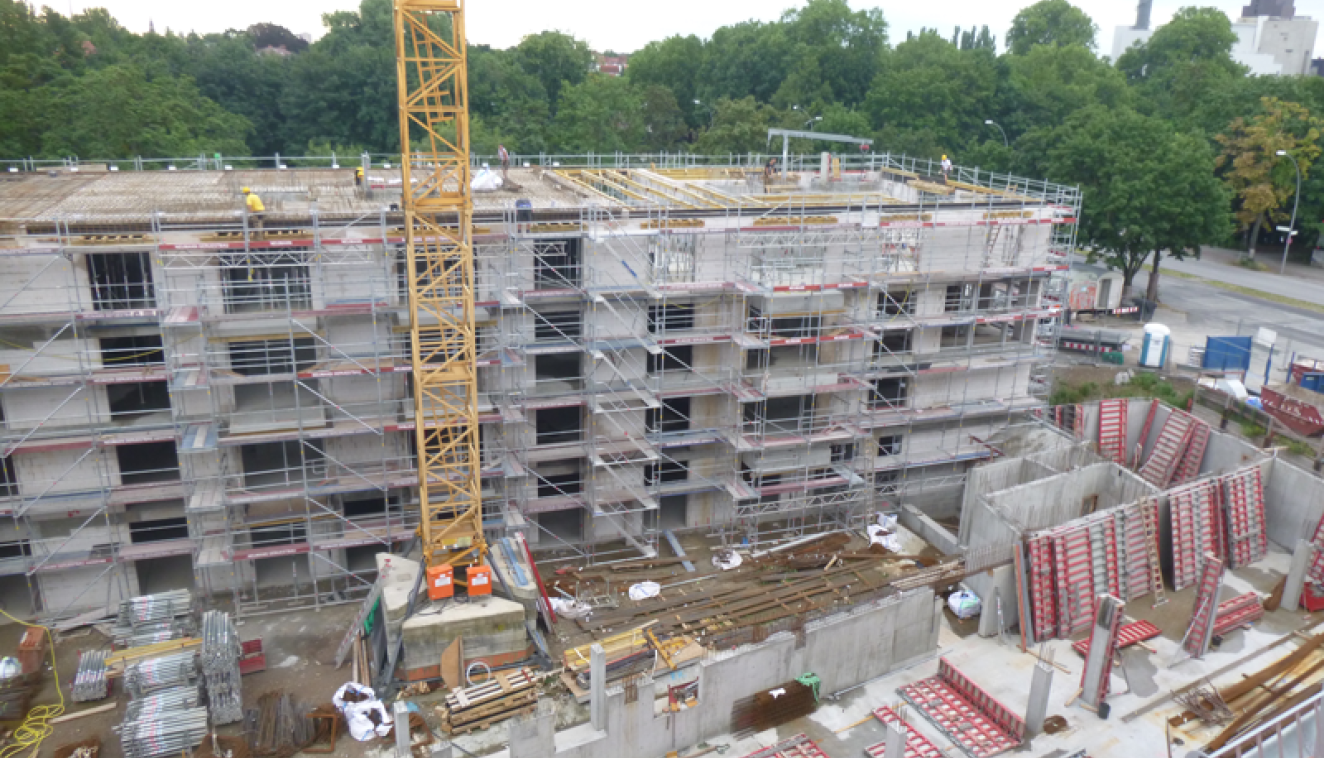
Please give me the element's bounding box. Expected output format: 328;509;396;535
51;0;1323;59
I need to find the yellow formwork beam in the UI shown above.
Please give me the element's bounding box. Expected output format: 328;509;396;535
394;0;485;572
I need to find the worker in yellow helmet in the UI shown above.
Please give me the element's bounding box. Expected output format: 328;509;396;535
355;166;364;187
940;154;953;183
242;187;265;235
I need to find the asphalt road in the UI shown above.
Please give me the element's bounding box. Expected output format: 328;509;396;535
1137;266;1324;390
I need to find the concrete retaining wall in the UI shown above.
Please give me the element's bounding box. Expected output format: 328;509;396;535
496;588;940;758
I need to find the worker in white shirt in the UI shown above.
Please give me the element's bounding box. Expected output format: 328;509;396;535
941;155;953;182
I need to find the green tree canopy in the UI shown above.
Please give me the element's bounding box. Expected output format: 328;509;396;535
551;75;645;152
627;35;704;126
513;31;592;114
1006;0;1097;55
693;97;784;155
1021;106;1231;300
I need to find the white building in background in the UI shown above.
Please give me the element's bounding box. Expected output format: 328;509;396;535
1110;1;1319;77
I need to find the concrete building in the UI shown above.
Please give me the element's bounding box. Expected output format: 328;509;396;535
0;155;1076;621
1111;1;1319;76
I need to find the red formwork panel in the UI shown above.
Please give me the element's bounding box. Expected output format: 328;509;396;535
1184;555;1224;658
1222;467;1267;569
896;658;1024;758
1169;481;1224;591
1097;399;1129;465
1071;620;1161;657
1213;593;1264;637
1026;536;1058;643
1053;527;1096;639
1173;421;1211;485
866;706;945;758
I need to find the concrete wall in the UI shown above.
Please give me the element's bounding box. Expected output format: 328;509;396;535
497;588;940;758
1264;457;1324;549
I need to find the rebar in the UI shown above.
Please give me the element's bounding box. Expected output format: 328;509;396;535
201;610;243;725
71;648;109;702
124;650;197;698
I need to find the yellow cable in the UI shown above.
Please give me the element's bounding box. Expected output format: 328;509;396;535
0;609;63;758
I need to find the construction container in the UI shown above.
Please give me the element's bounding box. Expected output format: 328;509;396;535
1140;324;1171;369
16;628;45;674
467;565;493;597
427;564;455;601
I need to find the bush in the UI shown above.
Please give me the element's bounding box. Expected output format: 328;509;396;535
1240;421;1266;439
1286;439;1317;458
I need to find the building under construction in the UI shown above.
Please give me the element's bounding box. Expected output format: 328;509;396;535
0;156;1076;621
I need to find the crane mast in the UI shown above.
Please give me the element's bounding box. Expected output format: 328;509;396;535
393;0;485;576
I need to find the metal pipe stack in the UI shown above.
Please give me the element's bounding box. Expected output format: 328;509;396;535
124;685;202;720
118;704;209;758
71;648;109;702
113;590;195;648
200;610;243;725
124;651;197;698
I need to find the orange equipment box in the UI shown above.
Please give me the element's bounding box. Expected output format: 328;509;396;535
426;564;454;601
467;565;493;596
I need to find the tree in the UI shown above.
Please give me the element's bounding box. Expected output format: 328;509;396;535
248;23;308;53
1022;106;1231;302
1215;97;1323;258
637;84;687;150
627;35;704;126
513;31;591;114
696;21;790;105
864;31;998;156
550;75;644;152
999;44;1130;139
773;0;887;108
1117;7;1245;126
38;63;252;157
693;97;783;155
1006;0;1097;55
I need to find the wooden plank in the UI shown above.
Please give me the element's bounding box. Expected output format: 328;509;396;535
440;637;463;691
50;702;116;723
104;637;200;667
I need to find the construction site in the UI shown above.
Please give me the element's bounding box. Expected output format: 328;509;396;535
0;2;1323;757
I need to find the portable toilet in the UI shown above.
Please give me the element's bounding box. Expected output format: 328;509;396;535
1140;323;1171;368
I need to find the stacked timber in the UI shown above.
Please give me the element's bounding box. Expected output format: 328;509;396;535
435;668;539;736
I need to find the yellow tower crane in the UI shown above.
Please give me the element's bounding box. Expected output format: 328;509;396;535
392;0;485;581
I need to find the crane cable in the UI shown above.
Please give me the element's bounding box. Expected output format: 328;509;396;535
0;608;63;758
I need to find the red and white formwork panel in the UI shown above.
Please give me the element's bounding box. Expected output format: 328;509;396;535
1139;409;1199;488
1168;480;1225;591
739;734;829;758
865;706;946;758
1221;466;1268;569
1024;502;1158;641
1172;421;1211;486
1212;592;1264;637
1071;620;1161;657
897;658;1025;758
1079;595;1125;708
1096;399;1128;465
1184;554;1225;658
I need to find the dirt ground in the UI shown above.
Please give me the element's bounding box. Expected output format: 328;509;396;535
19;602;379;758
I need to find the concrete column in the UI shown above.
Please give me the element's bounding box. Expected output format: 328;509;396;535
1081;595;1124;711
883;721;905;758
929;597;944;650
1284;539;1314;612
590;643;606;731
1025;661;1054;736
1315;697;1324;757
393;701;411;758
509;701;557;758
430;743;453;758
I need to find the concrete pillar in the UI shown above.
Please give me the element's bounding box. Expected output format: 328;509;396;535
883;721;905;758
929;597;943;650
1081;595;1124;711
1284;539;1314;612
1025;661;1054;736
430;742;453;758
1315;697;1324;757
509;701;557;758
590;643;606;731
393;701;411;758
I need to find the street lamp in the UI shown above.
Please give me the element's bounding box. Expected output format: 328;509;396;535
693;99;715;127
806;116;823;130
984;119;1008;149
1275;149;1301;276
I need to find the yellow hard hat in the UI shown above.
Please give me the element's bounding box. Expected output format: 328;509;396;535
242;187;252;194
942;155;948;160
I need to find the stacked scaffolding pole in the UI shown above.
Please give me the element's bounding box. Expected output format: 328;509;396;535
201;609;243;725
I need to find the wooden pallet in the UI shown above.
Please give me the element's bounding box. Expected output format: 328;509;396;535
437;667;540;735
444;702;538;735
